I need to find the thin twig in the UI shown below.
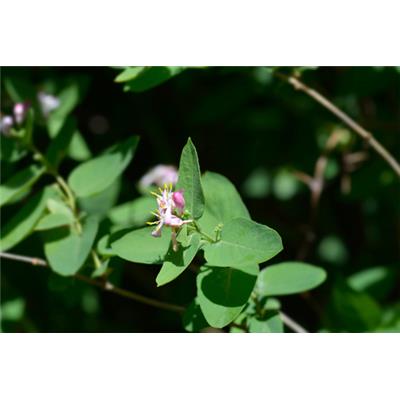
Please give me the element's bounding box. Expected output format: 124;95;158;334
0;252;185;314
275;71;400;178
295;130;340;260
1;252;309;333
280;311;308;333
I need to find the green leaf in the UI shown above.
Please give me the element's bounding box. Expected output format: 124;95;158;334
176;138;205;219
108;196;156;228
46;198;74;217
204;218;282;267
1;136;27;162
197;264;259;328
43;216;99;276
198;171;250;235
68;131;92;161
202;172;250;221
114;67;146;83
45;116;77;169
156;231;201;286
183;300;209;333
97;235;115;257
68;136;139;198
110;226;170;264
0;187;54;251
256;262;327;296
78;179;121;218
248;312;284;333
35;213;73;231
347;266;398;301
3;76;36;102
47;84;82;137
119;67;185;92
0;165;45;208
327;280;382;332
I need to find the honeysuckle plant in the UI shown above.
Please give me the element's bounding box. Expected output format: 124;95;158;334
1;70;328;333
110;138;327;331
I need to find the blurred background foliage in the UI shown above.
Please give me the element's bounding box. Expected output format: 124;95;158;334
1;66;399;332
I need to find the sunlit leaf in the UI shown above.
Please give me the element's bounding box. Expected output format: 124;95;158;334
256;262;327;296
176;138;205;219
68;136;139;198
204;218;282;267
111;226;170;264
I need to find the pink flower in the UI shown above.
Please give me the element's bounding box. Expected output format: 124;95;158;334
148;184;191;249
13;102;30;125
139;165;178;189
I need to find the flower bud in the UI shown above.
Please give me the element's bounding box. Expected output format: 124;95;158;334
172;190;185;213
13;102;30;125
0;115;13;136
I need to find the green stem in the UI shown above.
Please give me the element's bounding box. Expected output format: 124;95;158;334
91;250;102;269
193;221;216;243
54;174;77;214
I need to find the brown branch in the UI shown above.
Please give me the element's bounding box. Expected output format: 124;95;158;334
295;130;341;260
275;71;400;178
0;252;185;314
2;252;310;333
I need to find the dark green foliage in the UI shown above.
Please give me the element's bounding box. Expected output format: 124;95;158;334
1;66;399;332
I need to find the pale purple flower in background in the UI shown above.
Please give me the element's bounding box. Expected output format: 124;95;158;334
0;115;14;136
13;102;30;125
37;91;60;117
148;184;191;251
139;165;178;189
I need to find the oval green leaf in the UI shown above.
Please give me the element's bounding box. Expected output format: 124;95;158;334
256;262;327;296
248;312;284;333
197;264;259;328
35;213;73;231
0;165;45;208
0;187;54;251
110;226;170;264
68;136;139;198
198;171;250;235
204;218;283;267
43;216;99;276
156;232;201;287
118;67;185;92
176;138;205;219
108;195;156;228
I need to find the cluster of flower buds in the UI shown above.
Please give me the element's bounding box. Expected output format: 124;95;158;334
0;101;30;136
148;184;192;251
139;165;178;189
1;90;61;136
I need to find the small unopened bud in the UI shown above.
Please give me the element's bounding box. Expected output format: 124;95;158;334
0;115;13;136
172;190;185;213
13;102;30;125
